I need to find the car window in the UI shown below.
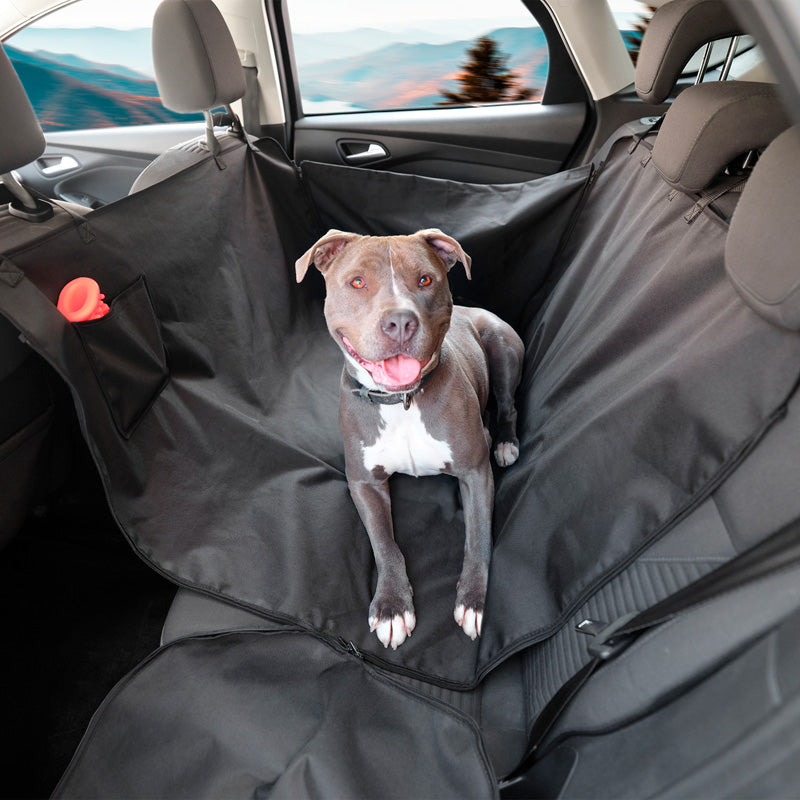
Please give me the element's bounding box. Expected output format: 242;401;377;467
6;0;202;132
285;0;547;114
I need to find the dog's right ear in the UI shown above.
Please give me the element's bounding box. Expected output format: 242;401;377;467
295;230;361;282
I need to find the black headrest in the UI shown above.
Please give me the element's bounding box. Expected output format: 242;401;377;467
153;0;246;113
0;46;46;174
635;0;744;104
726;126;800;330
651;81;790;194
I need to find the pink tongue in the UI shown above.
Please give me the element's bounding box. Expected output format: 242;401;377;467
370;354;422;388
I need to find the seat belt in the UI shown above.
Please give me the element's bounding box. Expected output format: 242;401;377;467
500;514;800;787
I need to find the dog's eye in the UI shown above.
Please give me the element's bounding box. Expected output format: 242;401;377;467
350;276;366;289
418;274;433;288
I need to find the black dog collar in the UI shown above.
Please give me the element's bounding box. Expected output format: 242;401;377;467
347;371;429;410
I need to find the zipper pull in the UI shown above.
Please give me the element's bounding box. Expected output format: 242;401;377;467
337;637;364;659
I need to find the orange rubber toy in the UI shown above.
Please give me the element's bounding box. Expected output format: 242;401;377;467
57;277;110;322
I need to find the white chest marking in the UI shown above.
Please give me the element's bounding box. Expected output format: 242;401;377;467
362;402;452;477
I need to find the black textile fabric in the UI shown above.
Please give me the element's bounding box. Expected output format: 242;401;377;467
480;142;800;666
52;631;497;799
0;135;798;692
0;137;588;687
302;160;593;330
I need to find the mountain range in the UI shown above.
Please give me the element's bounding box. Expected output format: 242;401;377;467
297;27;549;111
10;27;154;76
7;44;201;130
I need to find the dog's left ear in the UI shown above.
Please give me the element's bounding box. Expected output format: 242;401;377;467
416;229;472;279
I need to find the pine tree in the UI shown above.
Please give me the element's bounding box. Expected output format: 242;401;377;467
438;36;534;105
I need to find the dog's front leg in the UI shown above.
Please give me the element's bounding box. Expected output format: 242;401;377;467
454;463;494;640
348;479;416;649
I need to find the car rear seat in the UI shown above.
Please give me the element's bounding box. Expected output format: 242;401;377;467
152;0;796;782
515;123;800;799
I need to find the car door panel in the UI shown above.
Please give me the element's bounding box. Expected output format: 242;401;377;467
271;0;595;186
14;123;205;206
293;101;587;182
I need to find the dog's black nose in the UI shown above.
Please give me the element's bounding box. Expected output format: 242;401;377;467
381;309;419;345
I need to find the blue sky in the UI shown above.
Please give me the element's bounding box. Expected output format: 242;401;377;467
31;0;647;32
287;1;646;33
31;0;161;28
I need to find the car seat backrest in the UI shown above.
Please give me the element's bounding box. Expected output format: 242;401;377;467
725;125;800;330
635;0;744;104
0;46;54;222
650;80;790;194
494;73;797;755
0;47;45;177
516;128;800;784
130;0;248;193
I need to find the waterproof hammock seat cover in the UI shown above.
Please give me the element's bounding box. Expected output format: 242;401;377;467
2;136;800;680
1;132;799;794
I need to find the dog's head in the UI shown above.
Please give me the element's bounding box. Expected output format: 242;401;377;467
296;229;471;392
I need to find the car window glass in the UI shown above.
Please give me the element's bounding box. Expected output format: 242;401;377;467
6;0;201;132
286;0;548;114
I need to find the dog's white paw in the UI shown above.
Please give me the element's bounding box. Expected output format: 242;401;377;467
494;441;519;467
369;610;416;650
454;604;483;640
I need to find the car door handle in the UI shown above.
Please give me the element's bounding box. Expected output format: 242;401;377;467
36;155;80;176
338;140;389;164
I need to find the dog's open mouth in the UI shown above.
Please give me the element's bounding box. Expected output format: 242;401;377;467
341;335;425;391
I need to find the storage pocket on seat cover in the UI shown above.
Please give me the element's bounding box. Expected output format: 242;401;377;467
75;275;168;438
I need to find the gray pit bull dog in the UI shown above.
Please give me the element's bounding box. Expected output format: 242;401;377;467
295;229;524;649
